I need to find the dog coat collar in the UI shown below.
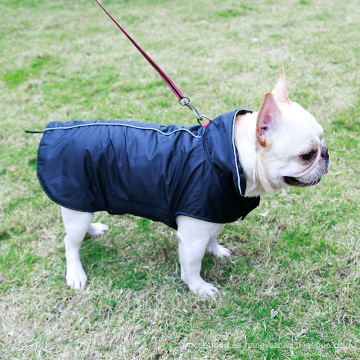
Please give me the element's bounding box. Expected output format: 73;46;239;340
37;108;260;229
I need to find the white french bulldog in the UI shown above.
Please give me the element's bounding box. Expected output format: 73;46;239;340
59;68;328;296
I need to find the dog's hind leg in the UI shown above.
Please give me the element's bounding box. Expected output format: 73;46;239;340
61;207;94;290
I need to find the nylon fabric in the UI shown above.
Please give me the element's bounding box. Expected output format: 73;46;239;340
37;109;260;229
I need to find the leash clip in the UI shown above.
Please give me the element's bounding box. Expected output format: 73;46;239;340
179;97;212;126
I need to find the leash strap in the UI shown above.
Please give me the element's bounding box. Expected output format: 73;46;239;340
94;0;211;126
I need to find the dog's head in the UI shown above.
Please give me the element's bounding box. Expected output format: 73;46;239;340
255;68;329;193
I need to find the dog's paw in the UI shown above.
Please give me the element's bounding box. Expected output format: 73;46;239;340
87;223;109;237
189;280;219;298
207;244;231;258
66;266;88;290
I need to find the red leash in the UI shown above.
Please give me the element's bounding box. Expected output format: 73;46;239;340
94;0;211;126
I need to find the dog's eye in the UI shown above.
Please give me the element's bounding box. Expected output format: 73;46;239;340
301;151;315;161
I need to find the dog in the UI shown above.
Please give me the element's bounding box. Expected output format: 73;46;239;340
36;68;329;296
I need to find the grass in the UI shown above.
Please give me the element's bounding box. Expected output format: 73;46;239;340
0;0;359;358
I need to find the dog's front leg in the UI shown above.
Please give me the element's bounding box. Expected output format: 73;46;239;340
176;215;225;297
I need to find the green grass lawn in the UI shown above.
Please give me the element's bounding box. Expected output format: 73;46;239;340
1;0;359;358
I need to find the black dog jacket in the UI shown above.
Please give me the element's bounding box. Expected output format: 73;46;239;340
37;108;260;229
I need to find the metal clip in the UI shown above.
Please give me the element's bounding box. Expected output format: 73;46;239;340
179;97;212;126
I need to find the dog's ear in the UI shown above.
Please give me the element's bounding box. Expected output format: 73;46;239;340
272;67;291;104
256;92;281;147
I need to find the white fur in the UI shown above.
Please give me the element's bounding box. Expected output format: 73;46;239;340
61;207;227;296
176;215;226;296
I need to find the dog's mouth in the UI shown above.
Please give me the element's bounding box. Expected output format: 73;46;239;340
284;176;321;187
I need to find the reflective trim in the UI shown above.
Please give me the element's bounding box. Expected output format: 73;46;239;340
232;110;243;196
44;122;203;139
231;108;253;197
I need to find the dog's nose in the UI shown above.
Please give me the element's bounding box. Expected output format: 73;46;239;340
321;145;329;160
